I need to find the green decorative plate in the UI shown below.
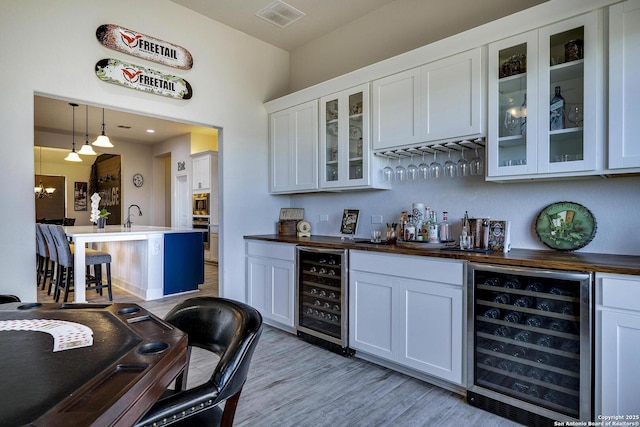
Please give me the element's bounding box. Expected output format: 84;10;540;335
535;202;597;251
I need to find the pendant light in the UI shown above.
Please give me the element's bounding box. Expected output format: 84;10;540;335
77;105;97;156
34;146;56;198
92;108;114;148
64;103;82;162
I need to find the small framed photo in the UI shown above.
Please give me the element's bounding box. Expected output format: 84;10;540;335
340;209;359;235
74;182;88;211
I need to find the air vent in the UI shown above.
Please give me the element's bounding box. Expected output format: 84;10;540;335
256;0;305;28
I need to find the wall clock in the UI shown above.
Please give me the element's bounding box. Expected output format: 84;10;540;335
535;201;596;251
132;173;144;188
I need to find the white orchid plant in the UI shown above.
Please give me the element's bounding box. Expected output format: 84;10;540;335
89;192;110;223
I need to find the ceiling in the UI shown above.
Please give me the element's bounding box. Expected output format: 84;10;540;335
169;0;398;52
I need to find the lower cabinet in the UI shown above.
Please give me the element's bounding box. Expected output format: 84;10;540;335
596;273;640;416
349;250;465;385
246;241;295;330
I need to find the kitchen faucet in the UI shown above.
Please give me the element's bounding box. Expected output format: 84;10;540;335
125;204;142;228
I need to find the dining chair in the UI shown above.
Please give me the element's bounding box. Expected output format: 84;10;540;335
0;295;20;303
48;225;113;302
35;223;51;290
135;297;263;427
40;224;59;296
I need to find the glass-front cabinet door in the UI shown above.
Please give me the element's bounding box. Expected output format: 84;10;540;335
320;84;369;189
488;11;600;179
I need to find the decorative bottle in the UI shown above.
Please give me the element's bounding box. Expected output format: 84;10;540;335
550;86;565;131
427;210;439;243
439;211;451;242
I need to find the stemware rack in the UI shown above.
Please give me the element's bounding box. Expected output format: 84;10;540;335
374;137;485;160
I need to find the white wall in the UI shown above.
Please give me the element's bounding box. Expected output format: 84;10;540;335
0;0;289;302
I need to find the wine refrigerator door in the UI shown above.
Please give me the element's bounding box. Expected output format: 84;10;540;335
466;263;592;423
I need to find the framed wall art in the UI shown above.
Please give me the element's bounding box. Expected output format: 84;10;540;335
74;182;88;211
340;209;359;235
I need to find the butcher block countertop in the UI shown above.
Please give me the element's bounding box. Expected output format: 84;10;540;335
245;234;640;276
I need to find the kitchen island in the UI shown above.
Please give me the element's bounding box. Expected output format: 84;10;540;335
65;225;205;302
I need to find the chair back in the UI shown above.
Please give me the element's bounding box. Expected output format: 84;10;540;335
166;297;263;401
40;224;58;264
35;224;48;257
63;218;76;226
49;225;73;268
0;295;20;303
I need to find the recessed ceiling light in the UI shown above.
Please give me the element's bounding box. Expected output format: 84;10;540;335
146;129;155;133
256;0;305;29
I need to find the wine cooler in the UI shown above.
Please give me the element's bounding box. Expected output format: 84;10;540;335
295;247;353;356
467;263;592;426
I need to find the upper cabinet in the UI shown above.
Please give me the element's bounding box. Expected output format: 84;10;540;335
192;151;217;192
487;11;603;179
269;100;319;194
320;84;390;190
372;48;484;151
609;0;640;170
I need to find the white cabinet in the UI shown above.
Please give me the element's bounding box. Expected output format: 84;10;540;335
208;231;218;263
609;0;640;170
192;151;217;191
246;241;296;330
596;273;640;417
487;11;603;179
320;84;389;190
372;48;483;151
349;250;465;385
269;100;318;194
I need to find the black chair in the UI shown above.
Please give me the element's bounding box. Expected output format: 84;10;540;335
0;295;20;303
63;218;76;226
135;297;263;427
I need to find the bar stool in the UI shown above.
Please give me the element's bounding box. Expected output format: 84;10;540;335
35;223;52;290
48;225;113;302
40;224;59;297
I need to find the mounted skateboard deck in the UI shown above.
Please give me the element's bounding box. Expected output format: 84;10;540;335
95;58;193;100
96;24;193;70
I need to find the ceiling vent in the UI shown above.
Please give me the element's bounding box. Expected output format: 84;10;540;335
256;0;306;28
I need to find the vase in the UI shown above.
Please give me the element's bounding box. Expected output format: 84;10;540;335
97;217;107;229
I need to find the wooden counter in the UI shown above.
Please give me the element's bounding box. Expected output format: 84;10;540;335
244;234;640;276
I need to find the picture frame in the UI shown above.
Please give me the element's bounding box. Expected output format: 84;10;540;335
74;182;88;211
340;209;359;235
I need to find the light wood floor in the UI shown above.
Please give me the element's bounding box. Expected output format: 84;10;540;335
36;262;521;426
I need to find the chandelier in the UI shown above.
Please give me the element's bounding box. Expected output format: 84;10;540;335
34;146;55;198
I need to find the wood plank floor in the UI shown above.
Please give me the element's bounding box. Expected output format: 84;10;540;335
36;262;521;426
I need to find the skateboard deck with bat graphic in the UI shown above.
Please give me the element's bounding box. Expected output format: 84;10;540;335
96;24;193;70
95;58;192;100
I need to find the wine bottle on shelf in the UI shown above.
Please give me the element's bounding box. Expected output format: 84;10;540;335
536;335;554;347
513;296;533;308
526;282;544;292
493;293;511;304
504;311;522;323
550;86;565;131
526;315;544;328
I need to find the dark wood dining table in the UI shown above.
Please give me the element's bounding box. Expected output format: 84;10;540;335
0;302;188;427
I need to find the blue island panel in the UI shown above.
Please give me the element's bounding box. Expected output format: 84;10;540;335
164;232;205;295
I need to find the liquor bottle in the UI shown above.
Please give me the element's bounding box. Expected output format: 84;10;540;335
550;86;565;131
520;93;527;135
427;210;439;243
439;211;451;242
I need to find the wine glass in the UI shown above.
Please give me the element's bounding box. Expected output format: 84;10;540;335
566;104;583;128
418;151;429;179
458;146;470;177
383;155;394;182
470;145;484;176
429;151;442;179
504;110;518;135
407;153;418;180
395;155;407;182
443;149;456;178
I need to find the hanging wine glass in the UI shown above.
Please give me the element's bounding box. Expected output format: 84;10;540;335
457;146;470;177
407;153;418;180
470;145;484;176
443;149;456;178
429;151;442;179
418;150;429;180
395;154;407;182
383;155;394;182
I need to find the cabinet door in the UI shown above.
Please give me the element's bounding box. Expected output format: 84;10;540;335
422;48;483;142
372;68;422;151
609;0;640;169
398;278;463;384
192;154;211;190
320;84;371;189
349;271;395;360
269;100;318;193
488;30;539;177
600;311;640;415
247;256;268;314
246;256;295;328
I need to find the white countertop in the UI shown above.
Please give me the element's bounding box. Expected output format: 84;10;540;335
64;225;205;237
